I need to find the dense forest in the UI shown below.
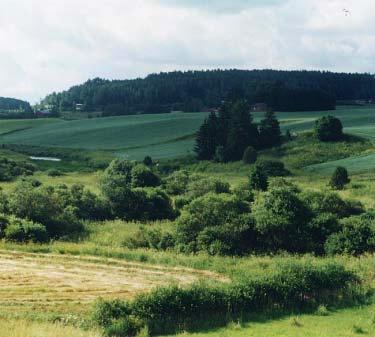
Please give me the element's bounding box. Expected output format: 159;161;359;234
40;69;375;116
0;97;33;119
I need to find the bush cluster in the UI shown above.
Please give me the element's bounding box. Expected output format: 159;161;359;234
175;177;367;255
0;214;48;243
0;158;36;181
93;261;359;336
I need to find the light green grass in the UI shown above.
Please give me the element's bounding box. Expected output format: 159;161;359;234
169;304;375;337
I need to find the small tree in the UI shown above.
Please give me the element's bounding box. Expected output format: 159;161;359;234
330;167;350;190
249;167;268;191
143;156;153;167
314;116;343;142
258;110;281;149
242;146;257;164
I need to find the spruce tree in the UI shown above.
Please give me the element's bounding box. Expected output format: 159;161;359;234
225;100;258;161
258;110;281;149
194;112;217;160
330;167;350;190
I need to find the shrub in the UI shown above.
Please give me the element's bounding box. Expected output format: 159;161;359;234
164;170;190;195
4;216;48;243
47;169;64;177
93;261;359;336
325;215;375;255
253;187;312;252
0;158;36;182
255;160;289;177
242;146;257;164
232;183;254;203
57;184;111;221
176;193;251;253
249;167;268;191
330;166;350;190
4;181;83;238
143;156;153;167
101;159;134;197
301;191;363;218
131;164;161;188
314;116;343;142
186;177;230;199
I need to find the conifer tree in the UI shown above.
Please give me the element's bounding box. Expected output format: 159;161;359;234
225;100;258;161
258;110;281;149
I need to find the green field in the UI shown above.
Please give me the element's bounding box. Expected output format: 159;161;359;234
1;106;375;337
0;113;208;160
1;106;375;161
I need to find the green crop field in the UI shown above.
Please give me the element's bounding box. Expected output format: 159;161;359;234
1;106;375;161
0;113;208;160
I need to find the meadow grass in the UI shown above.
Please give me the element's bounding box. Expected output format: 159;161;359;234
0;319;100;337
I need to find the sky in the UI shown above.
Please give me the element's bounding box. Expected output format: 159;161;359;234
0;0;374;103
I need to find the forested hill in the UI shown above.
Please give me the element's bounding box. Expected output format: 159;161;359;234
0;97;33;119
41;70;375;116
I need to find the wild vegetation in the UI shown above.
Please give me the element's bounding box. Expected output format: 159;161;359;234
0;103;375;337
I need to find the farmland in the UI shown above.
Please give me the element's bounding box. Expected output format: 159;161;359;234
0;106;375;162
1;106;375;336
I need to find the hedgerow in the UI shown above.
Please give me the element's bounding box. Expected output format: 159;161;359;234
93;260;361;336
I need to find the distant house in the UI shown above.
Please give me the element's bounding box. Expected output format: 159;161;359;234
252;103;269;112
75;103;84;111
35;110;52;118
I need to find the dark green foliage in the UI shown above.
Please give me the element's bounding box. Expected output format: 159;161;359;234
131;164;161;188
330;166;350;190
232;183;254;203
325;215;375;255
258;110;281;149
164;170;190;195
301;191;363;218
0;158;36;182
93;261;358;336
46;69;375;117
101;159;134;193
176;193;251;253
253;187;312;252
46;169;64;177
195;100;258;162
249;167;268;191
3;182;82;238
1;215;48;243
255;160;288;177
194;112;217;160
306;213;341;254
314;116;344;142
186;177;230;199
225;100;259;161
242;146;257;164
143;156;153;167
0;97;33;119
57;184;111;221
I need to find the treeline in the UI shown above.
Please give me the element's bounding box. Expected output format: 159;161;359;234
40;69;375;116
0;97;33;119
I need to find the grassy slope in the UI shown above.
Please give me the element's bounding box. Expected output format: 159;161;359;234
0;113;208;160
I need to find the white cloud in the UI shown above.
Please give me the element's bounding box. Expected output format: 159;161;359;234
0;0;374;103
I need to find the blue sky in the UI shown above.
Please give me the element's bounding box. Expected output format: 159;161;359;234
0;0;372;103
